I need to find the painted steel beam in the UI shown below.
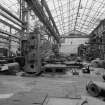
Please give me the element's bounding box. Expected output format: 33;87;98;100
0;19;21;31
25;0;60;43
0;4;23;24
0;29;20;39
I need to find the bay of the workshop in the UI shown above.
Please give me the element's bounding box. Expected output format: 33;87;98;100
1;0;105;105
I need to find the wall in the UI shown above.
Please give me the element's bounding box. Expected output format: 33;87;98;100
59;38;88;55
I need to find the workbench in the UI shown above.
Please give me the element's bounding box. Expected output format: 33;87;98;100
43;64;67;73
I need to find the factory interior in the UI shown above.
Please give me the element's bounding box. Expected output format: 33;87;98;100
1;0;105;105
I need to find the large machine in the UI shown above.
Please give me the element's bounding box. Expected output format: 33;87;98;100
22;29;41;74
21;28;58;74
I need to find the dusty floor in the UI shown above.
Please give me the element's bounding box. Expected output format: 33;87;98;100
0;68;104;105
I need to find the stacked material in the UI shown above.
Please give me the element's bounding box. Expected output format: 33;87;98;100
14;56;25;69
86;81;105;97
1;62;20;74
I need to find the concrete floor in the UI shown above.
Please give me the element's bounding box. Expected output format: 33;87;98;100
0;68;104;105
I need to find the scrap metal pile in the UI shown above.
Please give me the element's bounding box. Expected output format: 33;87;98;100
0;60;20;74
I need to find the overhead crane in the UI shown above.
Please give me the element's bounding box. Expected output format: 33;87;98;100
25;0;60;44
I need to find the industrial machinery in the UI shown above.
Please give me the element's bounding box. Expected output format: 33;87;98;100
21;28;57;74
23;30;41;74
